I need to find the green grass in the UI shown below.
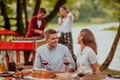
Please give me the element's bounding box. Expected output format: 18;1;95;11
101;68;120;75
1;22;118;32
72;22;90;27
46;24;58;29
45;22;92;29
103;26;118;31
46;22;119;29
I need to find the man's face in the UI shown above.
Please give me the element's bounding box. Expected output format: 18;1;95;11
47;33;59;48
37;12;46;19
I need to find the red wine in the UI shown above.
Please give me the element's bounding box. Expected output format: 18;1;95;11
17;68;23;71
42;62;48;65
8;62;16;71
78;73;85;77
64;62;69;65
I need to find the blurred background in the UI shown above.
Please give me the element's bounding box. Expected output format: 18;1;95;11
0;0;120;73
0;0;119;33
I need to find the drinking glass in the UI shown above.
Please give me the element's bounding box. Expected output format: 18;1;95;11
7;51;16;71
42;60;48;70
63;56;70;72
16;63;24;79
77;63;87;80
0;52;5;72
16;63;24;71
0;63;5;72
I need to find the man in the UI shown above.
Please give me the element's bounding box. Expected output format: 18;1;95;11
26;8;46;38
25;8;46;65
33;29;76;72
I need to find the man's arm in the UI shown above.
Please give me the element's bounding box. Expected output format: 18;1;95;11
65;47;76;72
28;17;36;33
33;50;41;70
34;29;44;34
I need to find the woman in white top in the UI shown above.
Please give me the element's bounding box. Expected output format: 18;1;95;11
76;29;100;74
58;6;76;61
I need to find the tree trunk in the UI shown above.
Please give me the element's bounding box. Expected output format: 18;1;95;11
22;0;28;34
0;0;11;30
16;0;25;35
45;0;67;25
32;0;41;16
100;19;120;70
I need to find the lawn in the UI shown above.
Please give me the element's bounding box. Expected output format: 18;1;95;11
101;69;120;76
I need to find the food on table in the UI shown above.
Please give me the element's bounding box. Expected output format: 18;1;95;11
0;72;12;77
2;77;12;80
32;70;56;79
13;69;56;79
56;73;72;80
13;70;31;77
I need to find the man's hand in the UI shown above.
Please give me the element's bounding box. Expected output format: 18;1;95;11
34;29;44;34
34;29;44;38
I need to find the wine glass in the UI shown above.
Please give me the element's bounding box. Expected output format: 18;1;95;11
63;56;70;72
77;62;87;80
16;63;24;71
0;63;5;72
42;60;48;70
0;53;5;72
16;63;24;79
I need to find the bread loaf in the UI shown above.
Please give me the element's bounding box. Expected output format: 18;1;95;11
57;73;72;80
32;70;56;79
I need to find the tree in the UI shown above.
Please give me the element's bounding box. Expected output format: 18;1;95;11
100;23;120;70
32;0;41;16
100;0;120;70
45;0;66;24
22;0;29;33
16;0;24;35
17;0;67;35
0;0;11;30
0;0;67;35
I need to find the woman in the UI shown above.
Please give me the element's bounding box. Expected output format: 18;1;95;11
76;29;100;74
58;6;76;61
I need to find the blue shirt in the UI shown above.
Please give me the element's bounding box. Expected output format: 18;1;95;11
33;43;76;72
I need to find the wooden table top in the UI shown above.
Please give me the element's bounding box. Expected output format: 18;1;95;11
73;74;104;80
1;69;119;80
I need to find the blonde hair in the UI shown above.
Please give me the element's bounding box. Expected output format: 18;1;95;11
80;29;97;54
59;6;76;19
60;6;69;12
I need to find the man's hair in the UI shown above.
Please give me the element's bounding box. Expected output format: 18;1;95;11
38;8;46;14
45;29;57;39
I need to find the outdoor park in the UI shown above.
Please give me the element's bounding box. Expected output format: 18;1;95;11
0;0;120;78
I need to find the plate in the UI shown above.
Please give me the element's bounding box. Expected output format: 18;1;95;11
0;71;13;77
24;76;55;80
71;73;77;78
113;75;120;79
12;75;21;78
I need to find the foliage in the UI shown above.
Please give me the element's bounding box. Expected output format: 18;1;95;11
77;0;107;22
100;0;120;70
50;0;109;23
0;0;119;31
101;68;120;75
100;0;120;21
103;26;118;31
